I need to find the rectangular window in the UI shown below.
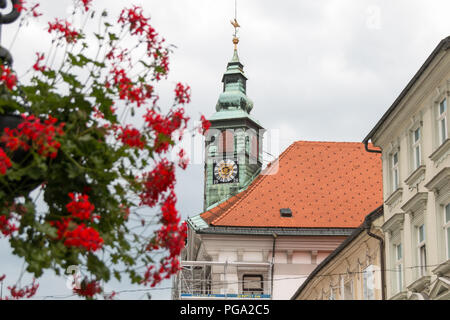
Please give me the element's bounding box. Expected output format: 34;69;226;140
412;128;421;170
329;288;336;300
242;275;263;294
219;130;235;154
438;99;448;145
392;152;399;192
395;243;403;293
251;135;258;158
417;224;427;277
445;204;450;259
363;265;375;300
344;281;353;300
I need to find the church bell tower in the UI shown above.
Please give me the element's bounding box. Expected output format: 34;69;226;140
203;17;264;211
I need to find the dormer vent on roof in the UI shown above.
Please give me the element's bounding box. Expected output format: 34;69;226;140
280;208;293;218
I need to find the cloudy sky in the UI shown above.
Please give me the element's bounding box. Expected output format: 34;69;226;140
1;0;450;300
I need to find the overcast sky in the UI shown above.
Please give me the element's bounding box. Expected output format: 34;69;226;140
1;0;450;300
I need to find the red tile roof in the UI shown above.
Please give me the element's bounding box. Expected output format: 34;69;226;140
201;141;383;228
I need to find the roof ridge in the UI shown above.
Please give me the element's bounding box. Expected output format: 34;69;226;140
201;183;252;222
294;140;366;145
211;142;298;225
206;199;236;221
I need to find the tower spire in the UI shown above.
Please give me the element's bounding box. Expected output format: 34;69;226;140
215;0;252;114
230;0;240;51
202;0;264;211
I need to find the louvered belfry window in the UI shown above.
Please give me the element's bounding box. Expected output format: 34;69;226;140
218;130;235;154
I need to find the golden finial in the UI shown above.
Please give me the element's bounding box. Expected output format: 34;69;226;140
231;22;240;50
231;0;240;50
231;18;240;30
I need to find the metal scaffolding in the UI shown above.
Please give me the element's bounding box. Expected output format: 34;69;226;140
172;261;273;300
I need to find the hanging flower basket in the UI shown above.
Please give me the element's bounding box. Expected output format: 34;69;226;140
0;114;25;161
0;113;46;196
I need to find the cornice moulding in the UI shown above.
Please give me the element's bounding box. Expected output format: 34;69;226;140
385;188;403;207
425;167;450;192
404;165;426;187
432;259;450;277
390;291;408;300
382;213;405;233
401;192;428;214
407;275;431;293
429;139;450;164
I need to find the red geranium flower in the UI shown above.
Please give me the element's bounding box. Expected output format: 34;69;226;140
0;66;17;90
174;83;191;104
66;193;96;221
0;147;12;175
48;19;80;43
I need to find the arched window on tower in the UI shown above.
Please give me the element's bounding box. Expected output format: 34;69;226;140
245;136;250;155
245;129;258;160
218;130;235;154
251;135;258;159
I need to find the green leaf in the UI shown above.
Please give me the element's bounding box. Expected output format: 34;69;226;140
67;163;81;179
61;72;82;89
67;53;91;68
27;165;44;180
79;134;93;142
42;69;56;79
94;33;104;41
35;222;58;238
87;253;111;282
139;60;151;68
108;32;119;41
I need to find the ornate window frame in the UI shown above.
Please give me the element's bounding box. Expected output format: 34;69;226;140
363;264;375;300
343;278;354;300
402;192;428;281
406;113;424;173
444;204;450;260
431;83;450;154
384;140;402;204
383;214;404;296
426;168;450;266
437;98;448;145
237;267;269;296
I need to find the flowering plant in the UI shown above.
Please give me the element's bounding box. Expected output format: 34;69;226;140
0;0;209;299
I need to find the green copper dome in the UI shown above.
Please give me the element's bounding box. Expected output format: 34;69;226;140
215;50;254;114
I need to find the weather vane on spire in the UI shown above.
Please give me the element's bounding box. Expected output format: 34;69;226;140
230;0;240;51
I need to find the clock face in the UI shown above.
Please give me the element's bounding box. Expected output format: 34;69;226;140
213;159;239;184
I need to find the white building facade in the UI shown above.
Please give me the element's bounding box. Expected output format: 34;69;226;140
364;36;450;300
175;228;348;300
